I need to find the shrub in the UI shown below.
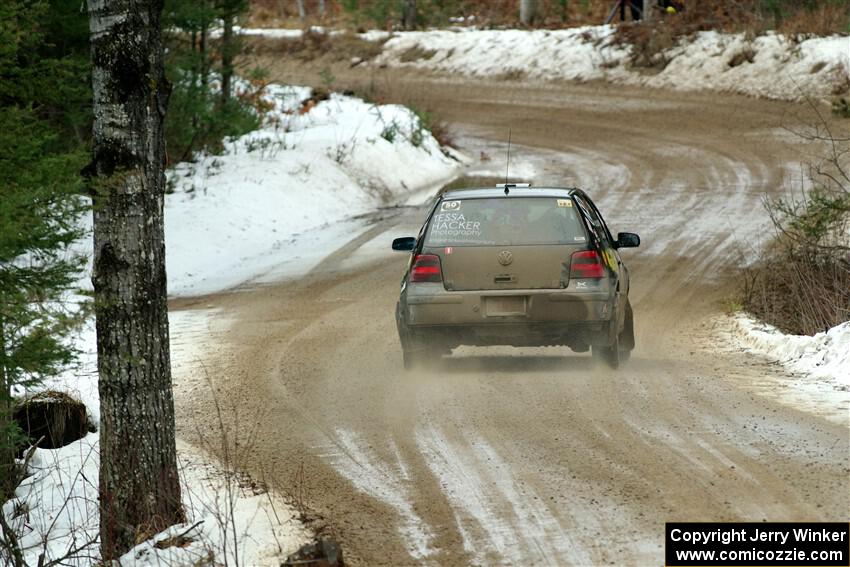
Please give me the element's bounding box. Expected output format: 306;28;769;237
728;46;757;68
380;120;400;142
165;77;261;163
245;0;849;33
775;1;850;36
410;106;455;148
743;250;850;335
614;22;675;69
741;123;850;335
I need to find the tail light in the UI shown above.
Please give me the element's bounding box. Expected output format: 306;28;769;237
410;254;443;283
570;250;605;278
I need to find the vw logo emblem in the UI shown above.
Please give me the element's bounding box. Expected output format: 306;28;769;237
497;250;513;266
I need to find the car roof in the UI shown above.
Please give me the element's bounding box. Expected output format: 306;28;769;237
441;187;582;200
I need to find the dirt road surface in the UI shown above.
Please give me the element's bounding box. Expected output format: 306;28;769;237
171;70;850;566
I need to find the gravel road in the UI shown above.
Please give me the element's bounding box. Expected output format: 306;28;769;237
172;72;850;566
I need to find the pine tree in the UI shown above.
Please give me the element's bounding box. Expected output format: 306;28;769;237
162;0;257;161
0;0;88;499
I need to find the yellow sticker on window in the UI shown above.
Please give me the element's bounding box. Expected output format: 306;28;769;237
557;199;573;207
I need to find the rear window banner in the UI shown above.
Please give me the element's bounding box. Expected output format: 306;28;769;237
429;212;482;239
426;197;588;247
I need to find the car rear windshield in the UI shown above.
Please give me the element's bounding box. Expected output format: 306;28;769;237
425;197;588;247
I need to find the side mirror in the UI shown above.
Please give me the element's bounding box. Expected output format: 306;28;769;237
615;232;640;249
392;236;416;251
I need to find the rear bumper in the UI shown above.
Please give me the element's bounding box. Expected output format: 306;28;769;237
399;282;617;348
407;321;610;348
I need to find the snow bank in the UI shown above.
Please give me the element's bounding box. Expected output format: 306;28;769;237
2;434;309;566
165;84;459;296
732;314;850;389
370;26;850;101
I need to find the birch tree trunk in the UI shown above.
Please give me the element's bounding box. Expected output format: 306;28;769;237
86;0;183;559
519;0;538;25
644;0;653;20
0;315;13;499
296;0;306;21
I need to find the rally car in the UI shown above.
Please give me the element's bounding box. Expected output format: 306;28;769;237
392;184;640;369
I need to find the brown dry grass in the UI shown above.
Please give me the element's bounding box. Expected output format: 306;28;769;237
399;45;438;63
246;0;613;29
778;2;850;38
244;30;384;63
246;0;849;44
614;23;676;69
613;0;768;68
728;45;757;68
614;0;848;70
427;118;456;148
831;64;850;96
743;248;850;335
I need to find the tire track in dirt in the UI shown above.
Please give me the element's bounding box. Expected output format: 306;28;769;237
173;73;849;566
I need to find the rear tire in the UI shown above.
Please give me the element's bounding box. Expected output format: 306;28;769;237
618;300;635;363
402;348;423;370
398;317;432;370
592;331;620;369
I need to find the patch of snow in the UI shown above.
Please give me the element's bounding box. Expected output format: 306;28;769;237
414;423;594;565
2;434;310;566
732;315;850;389
3;435;100;566
373;26;850;101
227;26;392;42
317;429;436;560
232;25;328;39
719;314;850;424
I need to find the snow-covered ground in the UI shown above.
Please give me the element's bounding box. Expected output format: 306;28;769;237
721;314;850;423
167;84;459;296
373;26;850;101
732;315;850;388
3;432;309;566
4;85;460;565
239;24;849;101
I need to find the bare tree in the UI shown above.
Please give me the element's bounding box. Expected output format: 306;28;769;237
86;0;183;560
402;0;417;30
296;0;306;22
643;0;653;20
520;0;538;25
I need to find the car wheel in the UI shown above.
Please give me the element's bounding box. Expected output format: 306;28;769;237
618;300;635;363
592;330;620;369
398;321;432;370
403;347;434;370
402;348;418;370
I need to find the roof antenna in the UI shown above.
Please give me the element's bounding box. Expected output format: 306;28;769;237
504;128;512;195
